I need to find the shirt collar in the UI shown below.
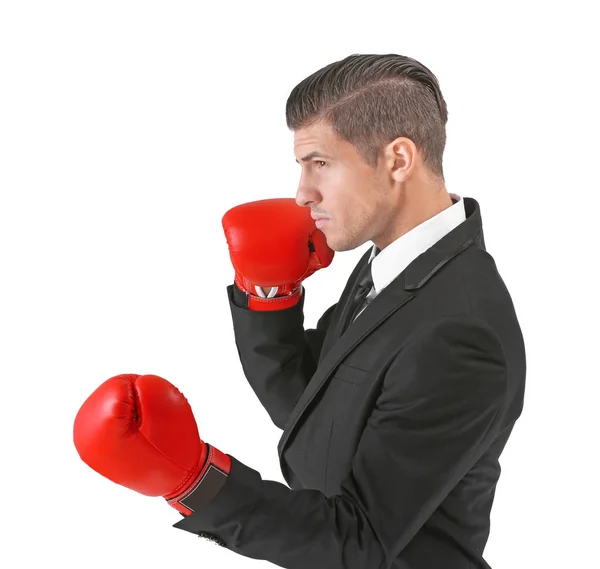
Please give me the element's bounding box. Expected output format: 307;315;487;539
367;195;466;294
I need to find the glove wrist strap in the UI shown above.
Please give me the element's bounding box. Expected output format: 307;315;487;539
166;444;231;516
234;274;302;311
246;286;302;311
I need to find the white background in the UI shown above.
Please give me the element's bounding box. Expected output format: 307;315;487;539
1;1;598;567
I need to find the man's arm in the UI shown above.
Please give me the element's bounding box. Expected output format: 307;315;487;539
229;282;338;429
174;316;508;568
221;197;335;429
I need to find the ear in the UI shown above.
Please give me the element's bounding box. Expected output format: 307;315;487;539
382;137;416;183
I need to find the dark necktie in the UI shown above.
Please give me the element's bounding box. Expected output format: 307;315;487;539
343;260;375;332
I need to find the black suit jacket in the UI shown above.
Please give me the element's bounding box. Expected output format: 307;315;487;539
174;197;526;569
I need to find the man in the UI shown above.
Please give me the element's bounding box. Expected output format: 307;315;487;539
74;54;526;568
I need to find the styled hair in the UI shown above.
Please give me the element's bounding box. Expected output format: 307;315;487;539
285;53;448;181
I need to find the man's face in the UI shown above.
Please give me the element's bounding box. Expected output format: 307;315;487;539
294;121;392;252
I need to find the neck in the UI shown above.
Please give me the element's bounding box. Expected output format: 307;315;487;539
372;185;454;251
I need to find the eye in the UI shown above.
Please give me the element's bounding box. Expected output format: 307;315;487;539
315;160;327;168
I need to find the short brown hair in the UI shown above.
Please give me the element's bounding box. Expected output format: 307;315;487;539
285;53;448;181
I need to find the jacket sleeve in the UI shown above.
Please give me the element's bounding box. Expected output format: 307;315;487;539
227;283;338;430
174;316;508;569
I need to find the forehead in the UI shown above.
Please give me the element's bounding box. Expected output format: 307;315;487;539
293;122;340;156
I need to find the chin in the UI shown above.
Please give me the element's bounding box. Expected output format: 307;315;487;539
328;238;359;253
323;225;365;253
323;234;341;253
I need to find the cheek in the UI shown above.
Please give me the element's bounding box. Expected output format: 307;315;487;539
327;170;371;228
339;202;369;237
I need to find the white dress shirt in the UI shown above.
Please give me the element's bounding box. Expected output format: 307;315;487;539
354;194;466;321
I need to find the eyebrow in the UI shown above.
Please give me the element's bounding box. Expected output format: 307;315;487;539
295;151;333;163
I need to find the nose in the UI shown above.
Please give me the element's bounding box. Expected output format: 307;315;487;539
295;177;320;208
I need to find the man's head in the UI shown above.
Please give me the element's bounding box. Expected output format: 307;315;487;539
287;54;451;252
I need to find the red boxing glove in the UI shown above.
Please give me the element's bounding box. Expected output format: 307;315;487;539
222;198;334;311
73;373;230;516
